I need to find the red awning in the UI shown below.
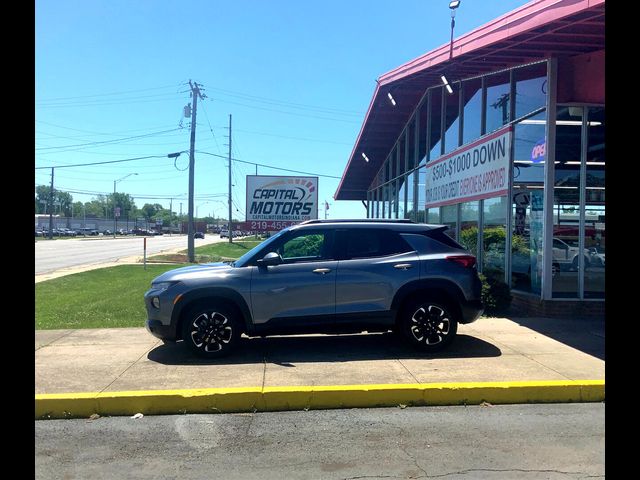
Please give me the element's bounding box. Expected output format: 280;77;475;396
335;0;605;200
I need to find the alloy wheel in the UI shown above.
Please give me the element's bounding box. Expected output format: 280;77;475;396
409;305;451;346
189;311;233;353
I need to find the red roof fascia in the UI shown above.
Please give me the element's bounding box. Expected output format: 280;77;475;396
335;0;605;200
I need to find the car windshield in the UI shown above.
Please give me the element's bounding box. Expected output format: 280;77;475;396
233;228;290;267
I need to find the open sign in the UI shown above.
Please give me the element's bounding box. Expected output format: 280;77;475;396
531;139;546;163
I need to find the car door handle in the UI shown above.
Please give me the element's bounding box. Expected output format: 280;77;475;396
312;268;332;275
394;263;413;270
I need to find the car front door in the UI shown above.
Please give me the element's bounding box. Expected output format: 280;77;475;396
250;229;337;328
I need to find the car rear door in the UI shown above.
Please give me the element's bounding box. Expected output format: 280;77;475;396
334;228;420;324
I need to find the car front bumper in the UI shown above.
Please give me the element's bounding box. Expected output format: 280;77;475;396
145;319;178;341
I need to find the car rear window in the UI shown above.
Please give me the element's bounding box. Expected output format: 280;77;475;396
342;229;414;259
425;227;466;250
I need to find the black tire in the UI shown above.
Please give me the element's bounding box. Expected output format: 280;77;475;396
398;297;458;352
572;255;590;271
181;303;241;358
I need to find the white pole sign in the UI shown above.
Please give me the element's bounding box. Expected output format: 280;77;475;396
246;175;318;222
425;126;511;208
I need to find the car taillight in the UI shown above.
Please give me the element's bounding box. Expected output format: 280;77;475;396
446;255;476;268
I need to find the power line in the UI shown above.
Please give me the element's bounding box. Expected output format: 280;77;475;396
230;128;352;146
35;184;228;201
207;97;360;124
199;98;222;155
204;85;364;116
35;128;184;151
36;95;188;109
196;150;340;179
34;155;169;170
35;120;182;137
35;83;186;102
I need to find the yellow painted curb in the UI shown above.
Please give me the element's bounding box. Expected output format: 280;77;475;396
35;380;604;419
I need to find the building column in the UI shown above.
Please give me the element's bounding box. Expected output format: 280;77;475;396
542;57;558;300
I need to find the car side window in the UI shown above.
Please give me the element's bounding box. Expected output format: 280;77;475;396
275;230;333;264
343;229;413;259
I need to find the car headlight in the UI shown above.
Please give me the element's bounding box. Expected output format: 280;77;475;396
151;281;179;292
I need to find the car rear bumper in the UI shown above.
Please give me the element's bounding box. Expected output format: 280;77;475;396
459;299;484;324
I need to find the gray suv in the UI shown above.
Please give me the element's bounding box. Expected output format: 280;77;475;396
144;220;483;357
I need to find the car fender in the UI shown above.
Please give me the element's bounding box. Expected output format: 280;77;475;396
390;278;467;317
171;286;254;336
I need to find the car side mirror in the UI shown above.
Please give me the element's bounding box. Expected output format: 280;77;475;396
257;251;283;267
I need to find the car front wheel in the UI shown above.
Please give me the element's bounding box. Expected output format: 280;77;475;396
181;304;241;358
399;298;458;352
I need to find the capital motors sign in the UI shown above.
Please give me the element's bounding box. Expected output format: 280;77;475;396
246;175;318;222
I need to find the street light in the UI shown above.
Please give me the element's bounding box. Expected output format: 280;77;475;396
114;173;138;238
196;201;210;220
449;1;461;61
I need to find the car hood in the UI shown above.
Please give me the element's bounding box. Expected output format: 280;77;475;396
152;262;235;283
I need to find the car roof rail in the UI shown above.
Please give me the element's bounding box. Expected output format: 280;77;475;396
300;219;415;225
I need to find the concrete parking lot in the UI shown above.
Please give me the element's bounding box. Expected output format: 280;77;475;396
35;315;604;418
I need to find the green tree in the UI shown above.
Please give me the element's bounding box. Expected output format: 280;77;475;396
107;193;136;218
141;203;164;221
85;196;108;218
155;208;177;227
35;185;74;215
57;191;73;217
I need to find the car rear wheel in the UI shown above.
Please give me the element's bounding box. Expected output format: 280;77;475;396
181;304;241;358
399;298;458;352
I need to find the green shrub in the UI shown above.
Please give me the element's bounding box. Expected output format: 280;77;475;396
478;272;512;316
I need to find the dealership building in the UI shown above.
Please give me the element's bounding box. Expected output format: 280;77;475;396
335;0;604;316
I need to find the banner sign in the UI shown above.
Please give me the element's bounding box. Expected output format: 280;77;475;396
425;126;511;208
246;175;318;222
236;220;299;232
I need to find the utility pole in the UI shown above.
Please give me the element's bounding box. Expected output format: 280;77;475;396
48;167;54;239
227;114;233;244
169;198;173;237
113;180;117;238
180;202;183;235
187;80;205;262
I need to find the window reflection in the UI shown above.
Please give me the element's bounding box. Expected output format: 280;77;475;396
485;71;510;134
514;62;546;120
429;87;443;159
462;78;482;144
441;205;457;240
482;196;508;281
444;83;461;154
459;201;479;256
584;107;605;298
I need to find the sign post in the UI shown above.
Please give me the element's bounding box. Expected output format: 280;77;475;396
143;237;147;270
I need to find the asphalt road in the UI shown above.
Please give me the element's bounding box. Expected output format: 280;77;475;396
35;403;604;479
34;234;226;274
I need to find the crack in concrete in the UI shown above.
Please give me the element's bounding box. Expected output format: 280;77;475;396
35;329;75;351
97;342;160;394
341;476;404;479
478;332;575;381
397;359;421;384
393;468;603;478
342;469;603;479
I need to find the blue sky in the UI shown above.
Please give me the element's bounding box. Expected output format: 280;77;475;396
35;0;529;220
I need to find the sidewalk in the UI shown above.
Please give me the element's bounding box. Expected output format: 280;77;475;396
35;316;604;418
